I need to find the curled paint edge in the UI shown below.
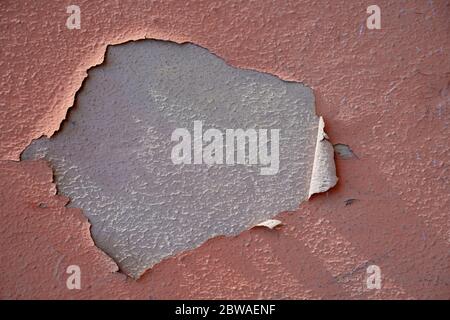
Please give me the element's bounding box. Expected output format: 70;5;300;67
308;116;338;198
254;219;283;229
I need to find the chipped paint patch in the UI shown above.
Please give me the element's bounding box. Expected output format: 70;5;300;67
334;144;359;160
22;40;336;278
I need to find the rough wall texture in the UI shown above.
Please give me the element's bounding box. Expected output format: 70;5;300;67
0;0;449;299
21;39;326;278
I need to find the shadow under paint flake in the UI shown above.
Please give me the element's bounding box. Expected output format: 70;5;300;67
22;40;319;278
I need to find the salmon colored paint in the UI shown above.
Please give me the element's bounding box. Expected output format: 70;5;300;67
0;0;449;299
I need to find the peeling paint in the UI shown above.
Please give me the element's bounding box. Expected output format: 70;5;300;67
22;40;336;278
255;219;283;229
334;144;359;160
1;0;449;299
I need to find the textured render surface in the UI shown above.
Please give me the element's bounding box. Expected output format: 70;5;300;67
0;0;449;299
22;40;333;278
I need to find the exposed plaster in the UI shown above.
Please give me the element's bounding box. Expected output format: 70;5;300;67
22;39;337;278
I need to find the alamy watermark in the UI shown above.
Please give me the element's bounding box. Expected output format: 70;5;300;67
366;5;381;30
66;5;81;30
171;121;280;175
66;265;81;290
366;264;382;290
65;4;380;31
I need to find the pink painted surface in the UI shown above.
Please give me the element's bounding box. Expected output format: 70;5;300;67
0;0;449;299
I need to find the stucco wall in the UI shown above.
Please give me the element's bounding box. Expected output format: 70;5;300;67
0;0;449;299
